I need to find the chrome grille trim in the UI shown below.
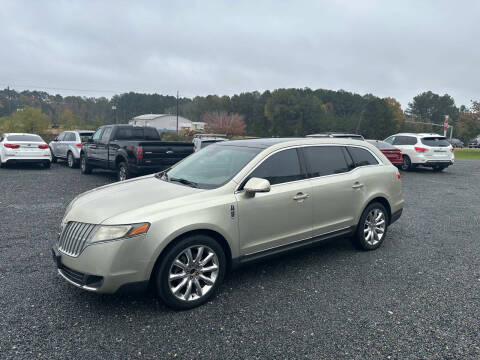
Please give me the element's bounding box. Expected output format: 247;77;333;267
58;222;97;257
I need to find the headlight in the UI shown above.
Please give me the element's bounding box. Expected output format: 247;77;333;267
89;223;150;243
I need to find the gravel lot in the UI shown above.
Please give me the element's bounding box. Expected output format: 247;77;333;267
1;160;480;359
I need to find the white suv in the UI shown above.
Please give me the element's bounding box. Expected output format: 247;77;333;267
384;133;454;171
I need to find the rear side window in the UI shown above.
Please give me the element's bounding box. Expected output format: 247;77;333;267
421;137;450;147
65;133;76;141
347;147;379;167
302;146;351;177
393;136;417;145
7;134;43;142
115;127;160;140
144;127;160;140
249;149;304;185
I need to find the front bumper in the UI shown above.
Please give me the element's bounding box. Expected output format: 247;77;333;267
52;234;153;294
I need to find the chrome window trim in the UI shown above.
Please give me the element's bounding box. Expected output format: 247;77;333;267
235;143;383;192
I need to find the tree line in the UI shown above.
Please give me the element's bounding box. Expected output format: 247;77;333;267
0;87;479;143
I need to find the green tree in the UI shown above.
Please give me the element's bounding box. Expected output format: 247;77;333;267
406;91;459;124
0;106;51;134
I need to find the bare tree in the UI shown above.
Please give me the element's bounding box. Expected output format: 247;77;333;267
202;111;246;136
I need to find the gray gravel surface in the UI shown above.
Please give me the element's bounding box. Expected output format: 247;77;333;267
1;160;479;359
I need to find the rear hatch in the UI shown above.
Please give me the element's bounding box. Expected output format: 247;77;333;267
139;141;194;167
420;137;452;160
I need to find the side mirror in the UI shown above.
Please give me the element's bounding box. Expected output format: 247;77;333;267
53;138;58;142
244;177;271;196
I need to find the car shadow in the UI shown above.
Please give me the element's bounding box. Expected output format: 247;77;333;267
1;163;48;170
57;235;360;313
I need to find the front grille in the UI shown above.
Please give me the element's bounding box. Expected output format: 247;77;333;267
58;221;97;257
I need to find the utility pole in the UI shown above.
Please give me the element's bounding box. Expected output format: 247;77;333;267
176;91;179;134
7;85;11;114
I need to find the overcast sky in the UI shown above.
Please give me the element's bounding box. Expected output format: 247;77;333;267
1;0;479;108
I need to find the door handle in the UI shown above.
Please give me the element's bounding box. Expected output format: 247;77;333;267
352;182;364;189
293;193;310;201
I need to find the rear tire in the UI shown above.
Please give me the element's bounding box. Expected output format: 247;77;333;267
155;235;226;310
401;155;412;171
433;165;446;172
80;154;92;174
353;202;389;251
67;151;78;168
43;161;51;169
117;162;130;181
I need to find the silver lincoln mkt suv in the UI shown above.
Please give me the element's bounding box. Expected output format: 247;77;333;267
53;137;404;309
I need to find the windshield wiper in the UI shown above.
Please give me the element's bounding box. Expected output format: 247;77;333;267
169;177;199;188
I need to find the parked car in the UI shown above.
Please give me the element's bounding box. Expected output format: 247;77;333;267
192;133;227;152
53;137;403;309
384;133;454;171
448;138;464;148
367;140;402;166
307;133;365;140
468;137;480;148
80;124;194;181
0;133;51;168
49;130;95;168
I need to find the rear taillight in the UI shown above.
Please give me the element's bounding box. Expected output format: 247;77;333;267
136;146;143;159
76;143;82;147
397;172;401;179
38;144;49;149
414;146;427;152
450;147;454;152
4;143;20;149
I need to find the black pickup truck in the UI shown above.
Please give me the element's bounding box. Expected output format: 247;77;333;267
80;125;194;181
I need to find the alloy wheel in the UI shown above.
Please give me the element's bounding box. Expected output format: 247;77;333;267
68;153;73;167
363;208;386;246
168;245;219;301
81;157;86;171
119;166;127;181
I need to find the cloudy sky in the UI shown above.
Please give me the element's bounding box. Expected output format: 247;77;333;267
1;0;478;108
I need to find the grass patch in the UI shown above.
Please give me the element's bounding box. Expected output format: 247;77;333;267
455;148;480;160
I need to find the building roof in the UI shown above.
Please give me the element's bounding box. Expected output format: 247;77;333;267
133;114;171;121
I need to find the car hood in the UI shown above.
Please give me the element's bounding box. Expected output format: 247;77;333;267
63;175;203;225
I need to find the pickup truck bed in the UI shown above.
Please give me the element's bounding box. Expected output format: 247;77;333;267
80;125;193;181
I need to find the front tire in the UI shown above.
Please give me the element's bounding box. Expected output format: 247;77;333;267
401;155;412;171
353;202;388;250
155;235;226;310
80;154;92;174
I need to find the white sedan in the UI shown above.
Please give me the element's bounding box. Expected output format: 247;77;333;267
0;133;52;168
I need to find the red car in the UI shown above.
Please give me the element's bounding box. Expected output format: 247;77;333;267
367;140;402;166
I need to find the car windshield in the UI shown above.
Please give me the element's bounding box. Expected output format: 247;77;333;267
164;144;262;189
79;132;94;142
7;134;43;142
421;137;450;147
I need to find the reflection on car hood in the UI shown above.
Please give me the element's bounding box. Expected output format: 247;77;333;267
63;175;203;224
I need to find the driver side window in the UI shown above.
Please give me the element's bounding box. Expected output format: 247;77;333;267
92;129;103;142
249;149;304;185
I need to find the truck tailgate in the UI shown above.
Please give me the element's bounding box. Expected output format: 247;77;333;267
140;141;194;167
